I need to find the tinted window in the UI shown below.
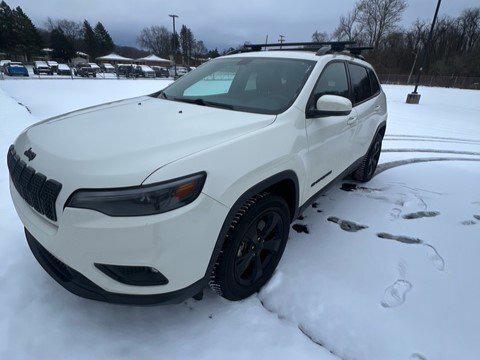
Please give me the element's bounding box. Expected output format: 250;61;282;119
309;62;349;110
368;68;380;95
348;63;372;104
162;57;315;115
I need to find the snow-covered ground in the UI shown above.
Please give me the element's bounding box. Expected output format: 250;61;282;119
1;79;479;360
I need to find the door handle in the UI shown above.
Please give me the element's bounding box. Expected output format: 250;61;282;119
347;116;357;126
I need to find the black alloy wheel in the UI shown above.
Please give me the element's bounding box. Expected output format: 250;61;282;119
210;194;290;300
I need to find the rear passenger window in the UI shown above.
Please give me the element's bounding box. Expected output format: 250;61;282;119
368;68;380;95
309;62;349;110
348;63;372;104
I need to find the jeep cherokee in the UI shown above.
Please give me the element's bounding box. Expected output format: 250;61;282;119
8;42;387;305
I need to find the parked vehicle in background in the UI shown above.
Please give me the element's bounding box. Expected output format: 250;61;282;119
134;65;156;78
4;62;29;77
75;64;97;77
101;63;115;73
152;66;170;78
7;42;386;305
33;61;52;75
89;63;101;74
169;66;188;77
57;64;71;76
47;61;59;74
116;64;135;77
0;59;12;72
187;66;196;72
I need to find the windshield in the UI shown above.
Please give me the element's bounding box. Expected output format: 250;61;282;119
158;57;316;114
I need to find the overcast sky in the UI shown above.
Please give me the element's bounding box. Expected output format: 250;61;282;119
7;0;478;50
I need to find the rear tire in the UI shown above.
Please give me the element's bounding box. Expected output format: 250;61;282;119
352;131;384;182
209;194;290;300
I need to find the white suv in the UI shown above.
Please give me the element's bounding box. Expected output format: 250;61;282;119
8;43;387;304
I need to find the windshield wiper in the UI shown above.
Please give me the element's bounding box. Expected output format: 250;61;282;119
173;97;234;110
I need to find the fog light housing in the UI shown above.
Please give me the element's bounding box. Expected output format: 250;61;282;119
95;264;169;286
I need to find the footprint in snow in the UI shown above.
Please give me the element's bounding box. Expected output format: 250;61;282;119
410;353;428;360
376;233;445;272
327;216;368;232
402;211;440;220
424;244;446;271
381;279;412;308
340;183;384;193
292;224;309;234
461;220;476;225
377;232;422;244
474;215;480;221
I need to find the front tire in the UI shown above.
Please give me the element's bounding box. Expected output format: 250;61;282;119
352;131;384;182
209;194;290;300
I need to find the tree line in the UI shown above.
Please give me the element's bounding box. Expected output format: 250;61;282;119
0;0;212;64
137;24;218;65
0;1;116;62
313;0;480;76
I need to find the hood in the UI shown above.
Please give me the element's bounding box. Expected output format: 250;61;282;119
14;96;275;190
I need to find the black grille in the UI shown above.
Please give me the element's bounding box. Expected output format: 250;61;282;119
7;145;62;221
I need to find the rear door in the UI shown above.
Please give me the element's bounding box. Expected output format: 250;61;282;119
304;61;356;198
346;63;382;162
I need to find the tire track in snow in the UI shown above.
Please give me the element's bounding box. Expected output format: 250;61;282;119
382;148;480;156
385;134;480;144
375;157;480;176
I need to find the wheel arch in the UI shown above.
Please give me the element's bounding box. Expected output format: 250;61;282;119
204;170;299;279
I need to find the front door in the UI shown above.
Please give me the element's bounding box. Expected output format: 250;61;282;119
304;61;356;198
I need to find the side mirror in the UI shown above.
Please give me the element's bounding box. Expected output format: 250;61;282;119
314;95;352;116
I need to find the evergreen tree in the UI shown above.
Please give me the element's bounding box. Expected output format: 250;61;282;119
94;21;114;55
180;25;195;66
12;6;42;58
50;28;75;61
83;20;98;59
0;1;15;52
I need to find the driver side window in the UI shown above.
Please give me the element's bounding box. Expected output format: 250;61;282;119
309;62;349;111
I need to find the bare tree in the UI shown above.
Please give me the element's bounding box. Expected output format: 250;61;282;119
137;25;172;59
458;7;480;51
356;0;407;48
311;31;328;42
333;7;360;41
45;18;82;40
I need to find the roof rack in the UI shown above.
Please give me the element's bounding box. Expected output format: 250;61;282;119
227;41;373;58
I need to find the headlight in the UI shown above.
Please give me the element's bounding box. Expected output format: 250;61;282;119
66;172;206;216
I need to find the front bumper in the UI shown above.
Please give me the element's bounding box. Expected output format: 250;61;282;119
11;180;229;304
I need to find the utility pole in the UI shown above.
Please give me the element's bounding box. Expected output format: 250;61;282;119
406;0;442;104
264;34;268;50
407;50;419;84
278;35;285;49
169;14;179;78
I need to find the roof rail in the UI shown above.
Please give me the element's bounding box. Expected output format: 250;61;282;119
226;41;373;58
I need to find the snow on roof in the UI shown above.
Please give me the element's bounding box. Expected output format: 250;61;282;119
0;60;11;66
58;64;70;70
76;51;89;57
42;48;53;52
138;65;154;71
89;63;100;69
102;63;115;68
34;61;49;67
135;54;171;63
47;61;58;66
96;53;133;61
